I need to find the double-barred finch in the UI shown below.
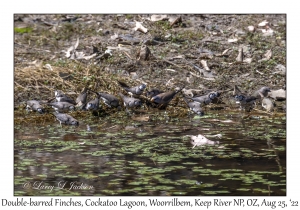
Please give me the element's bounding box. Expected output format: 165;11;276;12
234;94;257;112
26;100;44;114
119;93;142;108
76;87;88;108
150;87;183;106
52;112;79;126
189;91;220;105
183;98;204;116
118;81;147;96
262;98;275;112
55;90;76;105
48;101;75;112
253;86;271;99
146;88;163;98
97;92;120;109
86;97;100;111
136;45;151;61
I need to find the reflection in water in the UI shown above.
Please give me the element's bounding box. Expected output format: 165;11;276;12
14;109;286;196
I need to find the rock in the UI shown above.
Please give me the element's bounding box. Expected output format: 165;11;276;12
273;64;286;75
268;89;286;101
187;134;219;148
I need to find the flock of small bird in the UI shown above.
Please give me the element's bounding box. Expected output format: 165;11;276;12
25;81;275;127
234;86;273;112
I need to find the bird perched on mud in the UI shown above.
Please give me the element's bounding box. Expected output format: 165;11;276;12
234;94;257;112
188;91;220;105
26;100;44;114
150;87;183;108
96;92;121;109
86;95;100;111
136;45;151;61
48;101;75;112
52;112;79;126
55;90;76;105
119;93;142;109
233;85;257;112
262;98;275;112
253;86;271;99
76;87;88;109
118;81;147;97
183;98;204;116
146;88;163;98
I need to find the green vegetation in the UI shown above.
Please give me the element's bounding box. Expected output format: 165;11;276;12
14;27;33;34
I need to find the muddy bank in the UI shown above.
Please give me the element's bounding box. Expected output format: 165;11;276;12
14;14;286;115
14;14;286;196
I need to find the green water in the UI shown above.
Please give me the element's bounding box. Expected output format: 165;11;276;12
14;108;286;196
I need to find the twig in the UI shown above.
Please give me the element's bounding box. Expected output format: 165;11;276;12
105;125;117;130
34;78;40;94
188;71;201;78
252;108;273;115
122;51;133;59
14;81;26;89
164;69;177;72
256;70;264;75
184;59;203;72
162;59;182;69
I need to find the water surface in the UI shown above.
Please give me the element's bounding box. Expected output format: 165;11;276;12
14;108;286;196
